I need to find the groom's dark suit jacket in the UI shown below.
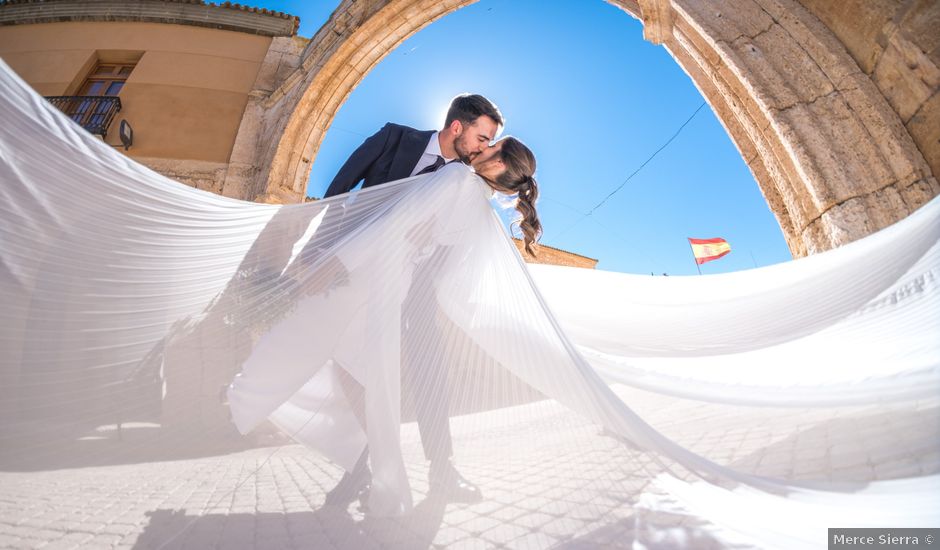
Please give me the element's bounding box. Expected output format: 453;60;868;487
324;123;435;198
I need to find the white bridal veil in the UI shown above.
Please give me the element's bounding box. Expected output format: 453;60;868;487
1;57;937;548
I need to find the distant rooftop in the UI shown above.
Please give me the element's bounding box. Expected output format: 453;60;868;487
0;0;300;37
512;238;598;269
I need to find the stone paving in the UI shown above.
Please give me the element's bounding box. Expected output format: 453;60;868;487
1;385;937;549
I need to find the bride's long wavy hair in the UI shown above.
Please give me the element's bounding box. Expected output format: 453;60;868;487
489;137;542;256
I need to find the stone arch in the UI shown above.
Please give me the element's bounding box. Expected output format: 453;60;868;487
221;0;938;258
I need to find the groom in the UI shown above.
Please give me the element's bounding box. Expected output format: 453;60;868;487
323;94;503;506
324;94;501;196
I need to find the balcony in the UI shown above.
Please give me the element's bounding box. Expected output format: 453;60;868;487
45;96;122;138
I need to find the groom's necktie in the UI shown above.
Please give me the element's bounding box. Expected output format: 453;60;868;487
416;155;446;176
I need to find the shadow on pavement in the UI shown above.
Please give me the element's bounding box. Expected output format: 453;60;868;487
0;423;284;472
133;495;448;550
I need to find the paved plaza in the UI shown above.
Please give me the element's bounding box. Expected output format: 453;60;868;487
1;385;937;549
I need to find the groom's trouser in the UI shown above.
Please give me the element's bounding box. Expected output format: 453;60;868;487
333;302;453;465
400;248;454;464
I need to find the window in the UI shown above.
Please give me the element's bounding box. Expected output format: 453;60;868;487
79;63;135;97
48;62;135;138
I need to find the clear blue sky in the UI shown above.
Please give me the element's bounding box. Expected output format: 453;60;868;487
251;0;793;275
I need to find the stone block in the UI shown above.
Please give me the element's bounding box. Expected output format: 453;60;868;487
775;92;901;208
274;56;300;87
750;123;815;239
800;210;834;254
672;16;723;69
816;197;875;248
899;177;940;212
136;158;229;196
840;73;932;186
675;28;773;162
795;0;898;74
747;23;836;110
906;91;940;180
872;31;940;122
269;35;306;56
343;12;400;72
861;184;909;230
634;0;671;44
253;53;282;94
708;41;780;133
220;163;257;200
674;0;774;46
758;0;860;85
897;0;940;64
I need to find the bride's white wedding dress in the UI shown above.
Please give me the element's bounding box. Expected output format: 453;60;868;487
1;57;937;546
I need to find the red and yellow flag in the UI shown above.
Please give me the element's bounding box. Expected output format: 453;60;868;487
688;237;731;265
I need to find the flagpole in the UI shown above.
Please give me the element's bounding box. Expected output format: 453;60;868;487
688;239;702;275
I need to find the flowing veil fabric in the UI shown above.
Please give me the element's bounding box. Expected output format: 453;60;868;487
1;57;938;547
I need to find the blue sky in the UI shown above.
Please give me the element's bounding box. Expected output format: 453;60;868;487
251;0;793;275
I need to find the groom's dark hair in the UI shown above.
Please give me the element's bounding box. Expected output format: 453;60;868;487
444;94;503;129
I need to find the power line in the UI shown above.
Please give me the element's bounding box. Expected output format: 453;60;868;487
550;101;707;241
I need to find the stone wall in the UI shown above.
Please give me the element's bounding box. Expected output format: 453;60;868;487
222;35;309;202
136;157;231;195
798;0;939;191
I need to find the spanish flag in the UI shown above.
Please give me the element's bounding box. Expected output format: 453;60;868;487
688;237;731;265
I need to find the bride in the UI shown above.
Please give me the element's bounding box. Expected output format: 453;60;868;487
227;136;546;516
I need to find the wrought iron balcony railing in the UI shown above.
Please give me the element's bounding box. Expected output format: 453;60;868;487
45;96;122;138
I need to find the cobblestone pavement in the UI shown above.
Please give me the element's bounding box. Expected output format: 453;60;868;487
1;385;937;549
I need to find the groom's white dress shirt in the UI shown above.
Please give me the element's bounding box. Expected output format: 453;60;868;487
410;131;454;177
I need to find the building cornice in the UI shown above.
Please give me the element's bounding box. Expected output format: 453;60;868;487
0;0;299;37
512;238;598;267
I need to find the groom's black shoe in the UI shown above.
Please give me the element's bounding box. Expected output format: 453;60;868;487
324;471;370;508
429;459;482;503
324;451;371;508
